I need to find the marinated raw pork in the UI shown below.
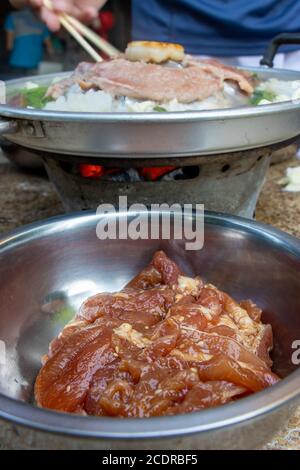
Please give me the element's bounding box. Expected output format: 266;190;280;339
35;251;279;417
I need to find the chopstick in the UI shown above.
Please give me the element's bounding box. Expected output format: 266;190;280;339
43;0;102;62
59;15;103;62
63;14;120;58
43;0;120;62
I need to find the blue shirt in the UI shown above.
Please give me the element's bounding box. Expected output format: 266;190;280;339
5;9;50;69
132;0;300;56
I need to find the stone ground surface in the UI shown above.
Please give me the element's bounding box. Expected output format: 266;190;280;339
0;152;299;450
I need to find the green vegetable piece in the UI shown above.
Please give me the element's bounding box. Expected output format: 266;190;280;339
249;89;277;105
154;105;167;112
19;85;54;109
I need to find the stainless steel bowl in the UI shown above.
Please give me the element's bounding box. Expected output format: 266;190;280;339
0;211;300;450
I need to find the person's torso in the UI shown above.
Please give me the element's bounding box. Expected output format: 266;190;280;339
9;10;47;68
132;0;300;56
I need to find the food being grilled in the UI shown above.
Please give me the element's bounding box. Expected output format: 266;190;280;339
43;47;254;112
185;57;254;95
250;78;300;105
8;40;251;113
35;251;279;417
125;41;185;63
47;59;224;103
10;41;299;113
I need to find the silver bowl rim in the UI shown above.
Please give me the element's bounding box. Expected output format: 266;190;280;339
0;210;299;440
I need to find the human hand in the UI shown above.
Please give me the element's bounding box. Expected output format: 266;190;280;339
12;0;108;31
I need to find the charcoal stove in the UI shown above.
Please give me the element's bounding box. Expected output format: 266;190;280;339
43;148;275;217
1;142;286;217
2;62;300;217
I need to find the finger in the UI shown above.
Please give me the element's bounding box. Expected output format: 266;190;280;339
90;0;108;9
43;0;100;26
50;0;83;18
40;6;61;31
50;0;75;14
75;1;103;19
50;0;101;21
78;7;98;23
28;0;44;7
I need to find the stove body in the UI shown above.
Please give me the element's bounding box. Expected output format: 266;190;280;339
2;140;293;218
40;147;273;218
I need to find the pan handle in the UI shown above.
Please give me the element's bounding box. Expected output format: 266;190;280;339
260;33;300;67
0;119;18;136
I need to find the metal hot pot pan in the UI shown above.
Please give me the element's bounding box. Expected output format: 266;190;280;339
0;211;299;449
0;67;300;159
1;32;300;159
